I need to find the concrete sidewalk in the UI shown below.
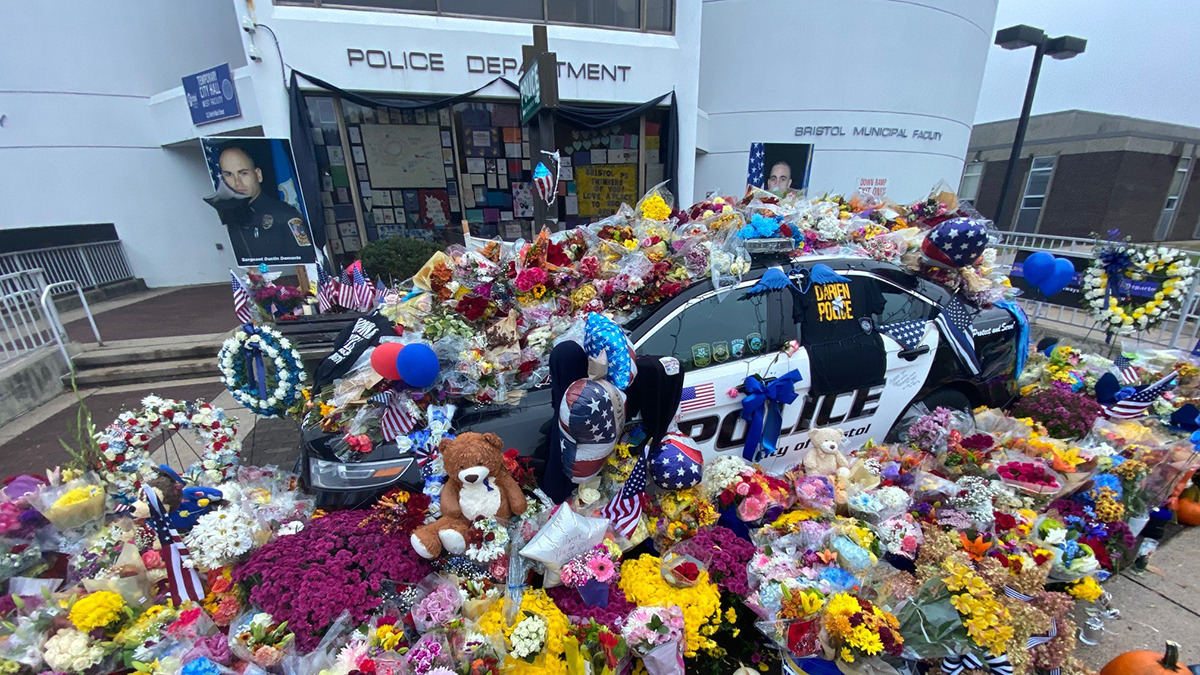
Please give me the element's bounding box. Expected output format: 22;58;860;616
62;283;238;344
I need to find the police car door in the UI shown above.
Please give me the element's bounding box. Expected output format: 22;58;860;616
757;270;939;474
633;279;802;464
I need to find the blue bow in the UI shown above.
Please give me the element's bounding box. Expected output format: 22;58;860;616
741;369;803;461
241;326;268;400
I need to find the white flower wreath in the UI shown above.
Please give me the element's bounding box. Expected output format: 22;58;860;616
95;396;241;500
218;324;307;418
1082;244;1194;335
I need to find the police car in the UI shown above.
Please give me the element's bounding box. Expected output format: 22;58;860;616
302;254;1024;502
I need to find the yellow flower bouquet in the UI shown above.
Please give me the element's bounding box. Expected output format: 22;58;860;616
29;474;106;530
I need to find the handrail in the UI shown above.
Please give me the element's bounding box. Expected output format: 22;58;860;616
41;281;103;371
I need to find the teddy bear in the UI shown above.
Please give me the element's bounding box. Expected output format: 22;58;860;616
802;427;850;477
411;432;528;559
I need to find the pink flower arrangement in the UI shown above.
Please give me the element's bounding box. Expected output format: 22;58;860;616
621;606;685;653
405;634;447;675
560;543;620;588
579;256;600;278
672;526;754;595
514;267;548;293
234;509;432;651
141;549;164;570
412;583;460;630
997;461;1060;491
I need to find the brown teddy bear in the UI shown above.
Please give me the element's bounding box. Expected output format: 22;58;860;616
410;432;528;559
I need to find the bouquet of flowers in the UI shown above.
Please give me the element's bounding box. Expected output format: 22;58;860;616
823;593;904;665
621;606;685;675
229;611;295;669
411;577;463;632
184;504;263;572
560;541;622;607
905;406;956;453
43;627;106;674
1011;387;1104;439
713;466;793;523
570;620;630;675
508;612;549;664
29;475;106;530
875;514;923;560
997;460;1062;495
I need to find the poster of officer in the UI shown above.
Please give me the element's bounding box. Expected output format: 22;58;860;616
747;142;813;196
200;137;316;266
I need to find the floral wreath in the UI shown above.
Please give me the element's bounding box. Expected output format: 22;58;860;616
218;324;307;418
96;396;240;500
1083;235;1194;334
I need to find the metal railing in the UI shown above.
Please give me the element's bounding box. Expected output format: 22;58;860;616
0;240;133;294
992;232;1200;351
0;269;102;370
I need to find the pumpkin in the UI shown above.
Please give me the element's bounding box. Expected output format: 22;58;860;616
1101;641;1185;675
1178;482;1200;526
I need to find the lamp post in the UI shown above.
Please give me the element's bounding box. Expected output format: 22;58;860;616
992;25;1087;230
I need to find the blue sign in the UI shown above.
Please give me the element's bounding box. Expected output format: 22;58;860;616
182;64;240;126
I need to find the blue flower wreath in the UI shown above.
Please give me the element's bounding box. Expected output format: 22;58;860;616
217;323;307;418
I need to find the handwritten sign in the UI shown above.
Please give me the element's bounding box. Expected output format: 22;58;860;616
359;124;446;189
576;164;637;218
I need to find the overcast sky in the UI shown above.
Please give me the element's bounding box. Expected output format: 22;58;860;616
974;0;1200;128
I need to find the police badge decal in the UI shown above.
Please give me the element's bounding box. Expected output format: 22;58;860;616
261;214;274;229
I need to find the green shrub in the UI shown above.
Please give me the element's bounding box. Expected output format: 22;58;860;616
358;237;445;283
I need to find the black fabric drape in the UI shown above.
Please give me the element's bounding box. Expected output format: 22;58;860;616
288;72;326;248
625;354;684;447
288;69;680;243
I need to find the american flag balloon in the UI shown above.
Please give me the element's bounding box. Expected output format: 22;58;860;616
533;161;558;205
921;217;989;268
559;378;626;483
649;431;704;490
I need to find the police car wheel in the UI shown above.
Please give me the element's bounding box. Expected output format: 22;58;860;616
886;387;972;442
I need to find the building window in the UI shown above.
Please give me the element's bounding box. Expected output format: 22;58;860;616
1013;156;1055;233
1156;156;1191;240
288;0;674;32
958;162;983;202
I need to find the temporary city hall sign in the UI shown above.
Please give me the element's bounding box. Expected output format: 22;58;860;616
183;63;241;126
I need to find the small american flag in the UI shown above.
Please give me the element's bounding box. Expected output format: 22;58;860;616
679;382;715;415
231;272;254;325
370;389;415;441
879;320;930;351
598;449;648;538
336;266;354;310
374;279;389;306
1104;370;1177;419
351;267;374;312
143;484;205;604
317;265;336;313
747;143;765;188
1112;354;1140;385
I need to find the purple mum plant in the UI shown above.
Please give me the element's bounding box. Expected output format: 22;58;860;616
1011;387;1103;439
234;509;432;651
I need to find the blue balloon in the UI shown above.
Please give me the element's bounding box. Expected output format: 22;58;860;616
1023;251;1055;286
1038;258;1077;297
396;342;440;389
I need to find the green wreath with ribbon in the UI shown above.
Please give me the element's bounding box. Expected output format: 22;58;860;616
218;324;307;418
1082;241;1194;335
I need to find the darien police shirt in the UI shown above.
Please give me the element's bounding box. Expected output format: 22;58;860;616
793;277;887;396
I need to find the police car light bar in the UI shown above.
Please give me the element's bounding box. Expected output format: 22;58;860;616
742;238;795;254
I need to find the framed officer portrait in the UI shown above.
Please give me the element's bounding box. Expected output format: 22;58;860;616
200;137;317;266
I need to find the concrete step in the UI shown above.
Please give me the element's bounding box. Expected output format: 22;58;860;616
71;357;221;388
73;339;223;369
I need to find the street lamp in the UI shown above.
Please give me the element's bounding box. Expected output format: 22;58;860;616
992;25;1086;231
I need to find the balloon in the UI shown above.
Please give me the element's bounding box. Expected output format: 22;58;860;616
370;343;403;380
1022;251;1055;286
920;217;988;268
396;342;439;388
1038;258;1076;297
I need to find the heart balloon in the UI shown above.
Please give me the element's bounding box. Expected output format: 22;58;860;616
370;343;403;381
1038;258;1077;297
1023;251;1055;287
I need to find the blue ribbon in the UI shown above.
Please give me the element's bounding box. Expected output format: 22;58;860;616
740;369;803;461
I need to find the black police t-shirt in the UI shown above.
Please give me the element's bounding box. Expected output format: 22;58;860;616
793;277;887;396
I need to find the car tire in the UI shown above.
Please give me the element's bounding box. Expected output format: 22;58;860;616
886;387;972;441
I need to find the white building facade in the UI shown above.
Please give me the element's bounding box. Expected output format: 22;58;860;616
1;0;996;288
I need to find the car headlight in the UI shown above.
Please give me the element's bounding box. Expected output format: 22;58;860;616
307;456;415;491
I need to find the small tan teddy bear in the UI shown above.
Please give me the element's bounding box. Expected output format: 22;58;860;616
802;426;850;478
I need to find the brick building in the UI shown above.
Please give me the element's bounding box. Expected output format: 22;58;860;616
961;110;1200;242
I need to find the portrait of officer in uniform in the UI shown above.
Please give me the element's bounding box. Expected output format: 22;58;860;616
203;140;316;266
